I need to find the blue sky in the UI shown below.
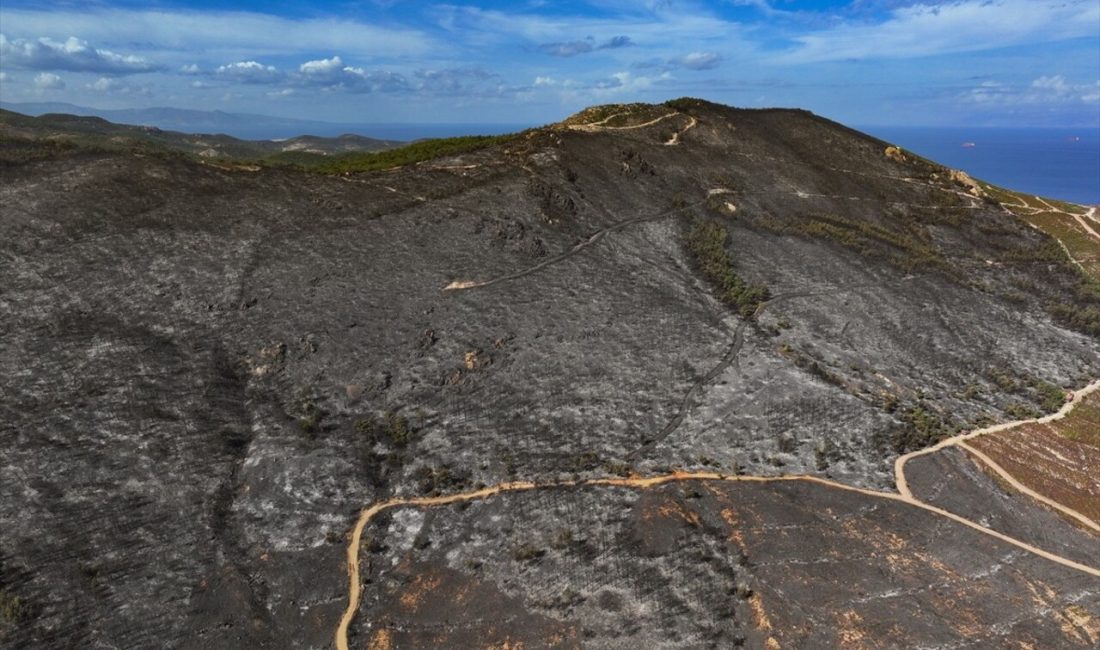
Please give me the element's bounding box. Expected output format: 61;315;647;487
0;1;1097;127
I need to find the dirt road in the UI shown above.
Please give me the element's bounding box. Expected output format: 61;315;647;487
336;382;1100;650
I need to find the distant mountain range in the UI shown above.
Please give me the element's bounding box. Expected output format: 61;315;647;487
0;108;403;160
0;101;529;141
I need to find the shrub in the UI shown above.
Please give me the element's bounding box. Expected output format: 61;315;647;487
512;542;546;563
1031;380;1066;413
890;404;953;453
413;464;468;496
684;219;770;318
356;411;414;448
1005;402;1041;420
0;590;32;638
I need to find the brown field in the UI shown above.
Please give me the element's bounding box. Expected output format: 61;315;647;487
968;391;1100;527
985;184;1100;281
1021;210;1100;279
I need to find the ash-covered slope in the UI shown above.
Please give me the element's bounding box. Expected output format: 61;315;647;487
1;99;1097;648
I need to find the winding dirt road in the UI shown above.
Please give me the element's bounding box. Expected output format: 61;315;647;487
895;379;1100;533
336;410;1100;650
336;128;1100;648
566;110;681;132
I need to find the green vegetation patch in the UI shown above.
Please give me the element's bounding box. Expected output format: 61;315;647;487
356;411;415;448
1;590;33;640
890;403;956;453
663;97;706;112
684;219;770;318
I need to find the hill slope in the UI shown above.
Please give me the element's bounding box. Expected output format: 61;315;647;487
1;99;1097;648
0;108;401;163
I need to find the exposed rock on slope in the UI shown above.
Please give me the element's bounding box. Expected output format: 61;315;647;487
1;99;1097;647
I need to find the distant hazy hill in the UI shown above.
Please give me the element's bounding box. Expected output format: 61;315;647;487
0;108;402;160
0;101;375;140
0;101;532;141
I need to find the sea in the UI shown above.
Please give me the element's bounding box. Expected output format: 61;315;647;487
860;126;1100;206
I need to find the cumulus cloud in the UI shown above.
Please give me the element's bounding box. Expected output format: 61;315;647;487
214;61;283;84
34;72;64;90
0;33;160;74
87;76;151;96
965;75;1100;105
670;52;722;70
539;35;633;57
299;55;344;77
0;71;8;83
179;64;201;75
296;55;410;92
293;56;504;95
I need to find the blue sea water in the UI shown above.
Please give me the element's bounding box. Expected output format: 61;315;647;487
860;126;1100;206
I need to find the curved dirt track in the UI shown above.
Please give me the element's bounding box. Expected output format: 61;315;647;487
338;379;1100;649
566;110;681;132
336;448;1100;650
895;379;1100;533
336;117;1100;649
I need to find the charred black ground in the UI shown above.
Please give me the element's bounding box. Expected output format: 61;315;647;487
1;99;1098;648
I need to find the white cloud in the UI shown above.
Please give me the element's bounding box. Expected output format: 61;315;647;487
671;52;721;70
34;72;64;90
431;3;757;69
780;0;1100;64
87;76;151;96
179;63;201;75
415;68;501;95
1031;75;1069;93
1082;83;1100;104
0;71;8;82
0;33;161;74
0;8;435;64
215;61;283;84
965;75;1100;105
299;56;344;76
294;56;410;92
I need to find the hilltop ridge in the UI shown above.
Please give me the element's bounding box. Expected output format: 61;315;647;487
1;99;1098;648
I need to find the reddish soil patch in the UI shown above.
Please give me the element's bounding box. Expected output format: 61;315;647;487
361;560;579;649
969;393;1100;528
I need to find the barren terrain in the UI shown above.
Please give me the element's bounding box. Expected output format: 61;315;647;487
2;100;1098;648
